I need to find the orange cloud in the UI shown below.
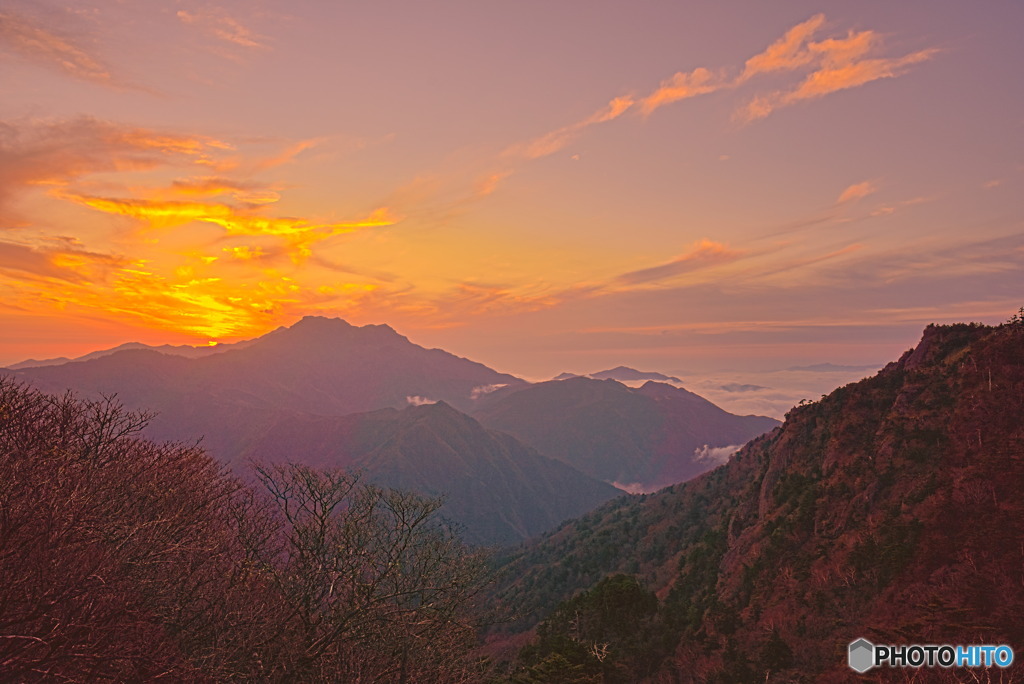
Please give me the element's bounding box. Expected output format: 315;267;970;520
0;9;116;86
736;22;938;121
616;239;745;285
0;116;234;216
0;239;126;283
65;193;397;261
837;180;878;204
781;49;936;105
738;14;826;81
169;176;281;204
507;96;634;160
252;138;325;171
176;10;267;49
0;237;382;341
475;171;513;198
640;67;723;115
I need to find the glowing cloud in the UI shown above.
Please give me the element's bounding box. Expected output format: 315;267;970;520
837;180;878;204
507;96;634;160
0;239;125;283
0;9;115;86
0;117;232;208
738;14;827;81
66;194;398;261
169;177;281;204
736;21;938;121
177;10;267;49
640;67;723;115
634;15;935;123
616;239;745;285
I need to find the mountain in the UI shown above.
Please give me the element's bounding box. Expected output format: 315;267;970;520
5;340;252;369
473;377;779;490
589;366;683;383
7;318;634;546
8;316;524;423
240;401;620;546
494;321;1024;681
551;367;682;383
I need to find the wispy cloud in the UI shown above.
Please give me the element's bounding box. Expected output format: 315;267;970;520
836;180;878;204
0;116;234;222
0;239;125;283
616;239;745;285
640;67;723;115
168;176;281;205
64;193;397;261
176;10;267;50
737;14;827;81
736;23;938;121
505;96;634;160
0;9;118;87
634;14;935;122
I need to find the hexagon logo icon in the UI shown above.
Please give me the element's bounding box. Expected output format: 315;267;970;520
848;638;875;673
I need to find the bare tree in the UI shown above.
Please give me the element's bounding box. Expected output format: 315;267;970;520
243;463;493;682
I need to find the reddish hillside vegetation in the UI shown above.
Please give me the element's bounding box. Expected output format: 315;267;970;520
495;320;1024;682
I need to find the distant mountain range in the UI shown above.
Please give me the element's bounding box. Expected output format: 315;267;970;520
474;377;779;490
241;401;619;546
6;339;254;369
3;316;777;544
553;366;682;383
494;321;1024;680
8;316;523;416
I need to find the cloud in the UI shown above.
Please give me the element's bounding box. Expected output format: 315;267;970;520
616;239;745;285
738;14;827;81
636;14;934;123
506;96;634;160
0;117;242;239
694;444;744;464
0;9;119;87
474;171;512;198
837;180;878;204
470;383;507;400
736;23;938;121
0;239;125;283
169;176;281;204
406;395;437;406
640;67;723;115
64;193;397;261
610;481;658;495
719;383;769;393
176;10;267;50
0;117;233;211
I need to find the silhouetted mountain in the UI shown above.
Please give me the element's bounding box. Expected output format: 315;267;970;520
241;402;620;546
718;382;768;392
473;377;779;490
496;321;1024;681
9;316;524;422
5;340;252;369
551;367;682;383
589;366;683;383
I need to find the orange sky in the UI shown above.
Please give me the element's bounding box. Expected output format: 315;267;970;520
1;1;1021;376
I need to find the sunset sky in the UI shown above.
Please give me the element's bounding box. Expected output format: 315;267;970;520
1;0;1021;380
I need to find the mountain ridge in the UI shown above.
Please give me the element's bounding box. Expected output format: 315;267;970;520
494;321;1024;680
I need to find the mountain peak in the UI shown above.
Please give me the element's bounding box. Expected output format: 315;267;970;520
588;367;683;383
258;316;404;347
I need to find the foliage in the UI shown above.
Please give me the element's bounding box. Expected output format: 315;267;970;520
494;321;1024;681
0;377;492;682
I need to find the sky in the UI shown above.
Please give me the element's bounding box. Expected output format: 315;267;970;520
1;0;1021;386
